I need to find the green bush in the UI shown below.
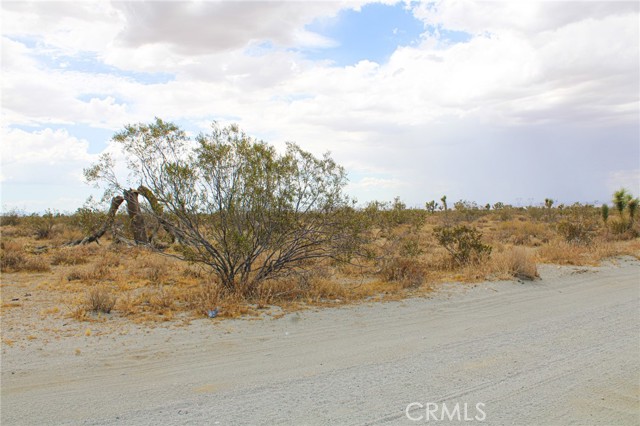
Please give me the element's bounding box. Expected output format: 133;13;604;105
28;210;58;240
556;220;595;245
433;225;492;266
556;204;598;245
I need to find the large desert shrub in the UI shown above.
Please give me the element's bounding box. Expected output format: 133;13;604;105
85;119;367;293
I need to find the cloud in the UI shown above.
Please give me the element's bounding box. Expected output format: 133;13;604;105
112;1;351;55
1;127;94;185
1;1;638;211
1;1;122;53
413;0;639;36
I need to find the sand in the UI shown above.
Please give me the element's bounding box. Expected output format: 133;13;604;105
2;257;639;425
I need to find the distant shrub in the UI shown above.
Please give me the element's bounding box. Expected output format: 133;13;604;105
557;221;591;245
27;210;58;240
425;200;438;214
74;204;108;235
388;197;426;228
0;209;22;227
525;206;547;222
433;225;492;266
497;220;550;246
453;200;485;221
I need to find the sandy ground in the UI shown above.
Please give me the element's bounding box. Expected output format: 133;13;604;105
1;257;639;425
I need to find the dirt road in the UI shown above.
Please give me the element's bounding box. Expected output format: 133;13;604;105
2;258;639;425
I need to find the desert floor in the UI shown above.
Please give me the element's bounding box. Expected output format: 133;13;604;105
1;257;639;425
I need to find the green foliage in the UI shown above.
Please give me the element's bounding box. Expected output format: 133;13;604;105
525;206;546;222
0;208;23;227
609;218;630;236
399;236;423;258
628;198;638;223
544;198;554;209
425;200;438;214
556;204;598;245
440;195;448;212
27;209;58;240
601;204;609;224
453;200;484;221
433;225;492;266
86;119;365;291
609;189;638;231
491;202;515;221
556;220;595;245
75;200;108;235
613;188;631;216
365;198;425;231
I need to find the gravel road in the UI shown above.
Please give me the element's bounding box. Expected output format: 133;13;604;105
2;258;639;425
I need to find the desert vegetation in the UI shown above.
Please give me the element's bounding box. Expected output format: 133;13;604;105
1;120;639;331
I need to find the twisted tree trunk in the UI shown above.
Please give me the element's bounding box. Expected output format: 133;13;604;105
70;187;182;247
137;185;176;243
124;189;149;245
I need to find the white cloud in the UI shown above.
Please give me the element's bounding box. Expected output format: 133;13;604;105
413;0;638;36
1;1;638;210
1;127;94;185
1;1;123;53
112;1;349;54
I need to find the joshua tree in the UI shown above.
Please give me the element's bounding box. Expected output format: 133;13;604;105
544;198;554;209
613;188;631;217
440;195;448;212
601;204;609;224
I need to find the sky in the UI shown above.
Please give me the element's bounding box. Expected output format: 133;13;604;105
1;0;639;213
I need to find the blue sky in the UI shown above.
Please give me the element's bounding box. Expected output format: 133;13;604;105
1;1;639;213
303;2;426;66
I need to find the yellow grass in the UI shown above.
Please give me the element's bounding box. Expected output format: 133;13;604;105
1;209;638;329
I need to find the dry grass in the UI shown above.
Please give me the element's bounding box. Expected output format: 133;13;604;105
489;246;538;280
50;246;91;266
1;208;638;327
85;285;117;314
493;220;551;246
379;257;429;288
0;240;50;273
537;240;591;265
